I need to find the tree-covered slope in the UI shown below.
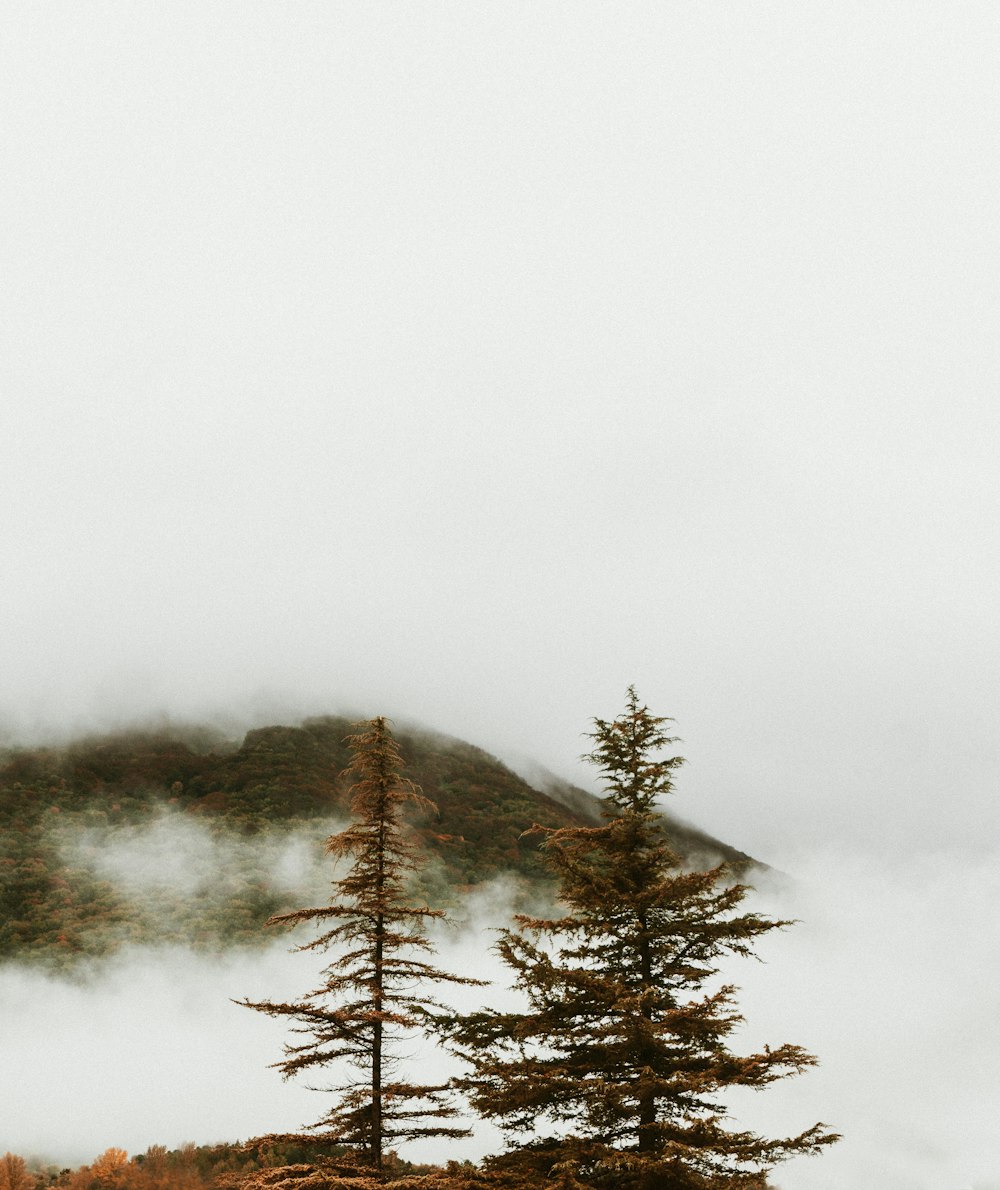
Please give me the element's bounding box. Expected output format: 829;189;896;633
0;716;755;969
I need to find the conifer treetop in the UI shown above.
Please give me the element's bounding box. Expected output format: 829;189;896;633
583;685;684;814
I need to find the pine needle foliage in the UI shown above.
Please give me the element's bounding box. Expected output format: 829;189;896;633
238;718;482;1174
443;688;838;1189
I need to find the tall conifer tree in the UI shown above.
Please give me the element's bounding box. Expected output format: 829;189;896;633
239;717;480;1175
444;688;838;1189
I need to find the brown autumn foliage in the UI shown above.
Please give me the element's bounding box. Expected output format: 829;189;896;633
441;688;839;1189
232;1159;490;1190
55;1147;202;1190
0;1154;37;1190
23;1141;389;1190
4;699;829;1190
238;718;483;1179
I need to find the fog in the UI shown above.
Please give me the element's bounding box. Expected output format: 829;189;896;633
1;2;998;1185
730;854;1000;1189
3;843;998;1189
65;810;345;912
3;1;1000;864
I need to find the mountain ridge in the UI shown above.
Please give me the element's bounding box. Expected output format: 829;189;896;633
0;715;759;969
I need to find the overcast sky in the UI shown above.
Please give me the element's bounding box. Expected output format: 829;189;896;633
5;2;998;865
2;4;999;1185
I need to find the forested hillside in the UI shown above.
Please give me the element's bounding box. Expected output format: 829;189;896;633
0;716;754;969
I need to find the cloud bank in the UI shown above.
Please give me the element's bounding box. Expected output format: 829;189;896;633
2;840;998;1189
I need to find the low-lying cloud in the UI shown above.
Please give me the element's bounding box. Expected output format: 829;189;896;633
729;849;1000;1190
64;811;344;906
1;846;997;1190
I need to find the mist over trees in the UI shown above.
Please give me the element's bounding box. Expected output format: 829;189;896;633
0;718;752;972
2;698;836;1188
223;698;836;1187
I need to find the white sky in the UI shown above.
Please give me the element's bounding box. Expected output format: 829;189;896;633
3;2;997;864
1;6;999;1183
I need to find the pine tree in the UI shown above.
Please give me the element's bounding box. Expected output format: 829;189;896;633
443;688;838;1189
238;717;481;1176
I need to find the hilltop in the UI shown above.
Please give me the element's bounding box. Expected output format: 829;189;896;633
0;716;756;969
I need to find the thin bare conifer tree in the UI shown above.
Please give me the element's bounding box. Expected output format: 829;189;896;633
443;688;839;1189
239;717;481;1176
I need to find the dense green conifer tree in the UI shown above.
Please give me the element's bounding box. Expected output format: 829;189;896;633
239;717;480;1176
444;688;838;1189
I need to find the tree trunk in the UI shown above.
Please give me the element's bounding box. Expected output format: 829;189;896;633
637;918;656;1153
372;911;384;1170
